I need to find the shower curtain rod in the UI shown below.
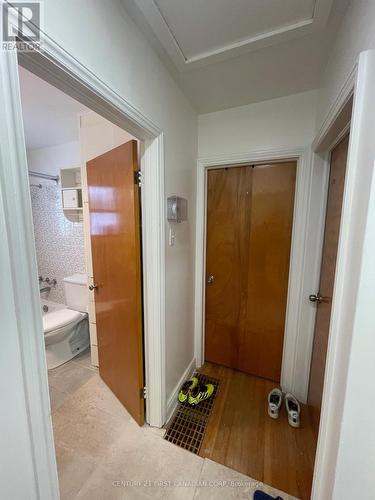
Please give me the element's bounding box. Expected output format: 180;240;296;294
28;170;59;183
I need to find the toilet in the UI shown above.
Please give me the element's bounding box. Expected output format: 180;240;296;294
43;273;90;369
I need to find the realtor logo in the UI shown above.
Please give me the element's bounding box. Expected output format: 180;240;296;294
2;1;42;50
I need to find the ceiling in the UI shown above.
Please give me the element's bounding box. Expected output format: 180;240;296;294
19;67;88;150
123;0;350;113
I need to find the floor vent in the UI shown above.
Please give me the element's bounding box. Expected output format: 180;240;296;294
164;372;220;455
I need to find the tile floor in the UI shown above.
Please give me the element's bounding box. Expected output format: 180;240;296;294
49;351;299;499
48;350;97;412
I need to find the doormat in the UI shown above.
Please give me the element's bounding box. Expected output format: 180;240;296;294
164;372;220;455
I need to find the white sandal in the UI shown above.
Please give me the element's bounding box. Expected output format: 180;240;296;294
285;393;301;428
268;388;283;419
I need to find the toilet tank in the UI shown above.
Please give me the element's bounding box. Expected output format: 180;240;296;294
62;273;88;312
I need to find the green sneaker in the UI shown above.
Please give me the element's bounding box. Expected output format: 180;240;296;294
178;377;199;403
188;383;214;406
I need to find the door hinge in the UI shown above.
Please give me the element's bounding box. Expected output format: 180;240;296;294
141;386;147;399
134;170;143;187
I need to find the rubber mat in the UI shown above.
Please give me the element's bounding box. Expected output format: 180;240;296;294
164;372;220;454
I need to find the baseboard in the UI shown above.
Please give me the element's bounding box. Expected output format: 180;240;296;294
166;357;196;423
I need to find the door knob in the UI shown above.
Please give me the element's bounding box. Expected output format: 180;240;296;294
88;283;99;291
207;275;215;284
309;293;322;303
309;293;330;304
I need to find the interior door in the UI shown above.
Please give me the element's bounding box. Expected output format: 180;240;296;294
87;139;144;425
205;162;296;381
308;134;349;430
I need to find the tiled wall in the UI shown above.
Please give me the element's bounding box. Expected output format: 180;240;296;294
30;184;86;304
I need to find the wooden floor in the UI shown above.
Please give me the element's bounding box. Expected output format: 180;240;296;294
198;363;317;500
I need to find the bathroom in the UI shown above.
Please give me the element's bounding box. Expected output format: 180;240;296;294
21;64;94;407
20;65;137;409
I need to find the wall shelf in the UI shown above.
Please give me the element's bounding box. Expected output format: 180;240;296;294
60;166;83;221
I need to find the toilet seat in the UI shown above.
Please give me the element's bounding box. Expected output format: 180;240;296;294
43;308;83;334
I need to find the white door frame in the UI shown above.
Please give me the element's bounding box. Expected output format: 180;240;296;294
194;147;326;402
0;35;166;498
310;60;360;499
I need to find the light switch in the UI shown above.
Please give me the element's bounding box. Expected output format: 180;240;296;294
169;227;175;246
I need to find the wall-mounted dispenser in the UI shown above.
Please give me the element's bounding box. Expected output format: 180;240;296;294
167;195;188;223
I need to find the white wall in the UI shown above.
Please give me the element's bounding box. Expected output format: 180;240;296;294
316;0;375;130
27;141;80;184
39;0;198;403
332;167;375;499
329;127;375;498
0;200;39;499
198;90;317;157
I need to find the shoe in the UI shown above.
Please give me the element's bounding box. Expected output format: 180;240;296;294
188;382;214;406
285;393;300;428
254;490;284;500
268;388;283;419
178;377;199;403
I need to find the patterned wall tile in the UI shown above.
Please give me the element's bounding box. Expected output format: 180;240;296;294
30;185;86;303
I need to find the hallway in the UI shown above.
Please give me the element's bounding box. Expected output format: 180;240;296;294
51;354;295;499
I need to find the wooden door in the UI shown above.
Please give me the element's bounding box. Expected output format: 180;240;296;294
205;162;296;381
308;134;349;430
87;140;144;425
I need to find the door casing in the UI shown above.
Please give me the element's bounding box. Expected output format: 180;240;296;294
1;31;166;481
308;132;350;431
16;51;166;429
195;148;323;403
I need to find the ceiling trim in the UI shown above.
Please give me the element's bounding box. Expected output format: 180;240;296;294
129;0;334;71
